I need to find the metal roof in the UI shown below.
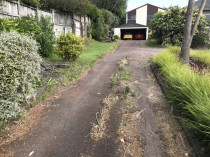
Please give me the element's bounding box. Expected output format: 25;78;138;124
116;23;148;28
195;0;210;11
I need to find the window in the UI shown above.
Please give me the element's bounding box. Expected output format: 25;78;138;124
128;15;136;20
147;14;154;20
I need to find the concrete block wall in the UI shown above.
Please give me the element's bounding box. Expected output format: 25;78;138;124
0;0;91;38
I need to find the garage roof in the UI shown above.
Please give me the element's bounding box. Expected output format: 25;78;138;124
116;23;148;28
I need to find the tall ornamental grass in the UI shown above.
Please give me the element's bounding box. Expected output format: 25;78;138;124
152;50;210;138
168;46;210;66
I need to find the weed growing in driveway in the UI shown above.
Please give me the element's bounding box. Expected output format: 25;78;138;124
90;94;119;140
111;58;131;88
123;86;131;99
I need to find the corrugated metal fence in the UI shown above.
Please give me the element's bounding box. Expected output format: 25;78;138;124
0;0;91;38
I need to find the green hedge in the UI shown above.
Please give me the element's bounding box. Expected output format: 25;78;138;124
152;48;210;139
0;32;41;121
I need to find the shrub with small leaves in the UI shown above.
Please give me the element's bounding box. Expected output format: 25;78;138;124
56;32;84;61
0;32;42;121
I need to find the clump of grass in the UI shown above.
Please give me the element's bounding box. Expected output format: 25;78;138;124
90;94;119;140
111;58;131;88
152;50;210;139
168;46;210;67
190;50;210;67
123;86;130;99
0;122;8;139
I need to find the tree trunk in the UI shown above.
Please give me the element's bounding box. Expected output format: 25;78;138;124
180;0;207;64
180;0;195;64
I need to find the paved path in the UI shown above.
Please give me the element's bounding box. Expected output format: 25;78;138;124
1;41;194;157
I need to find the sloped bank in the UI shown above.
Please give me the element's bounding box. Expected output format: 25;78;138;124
151;48;210;157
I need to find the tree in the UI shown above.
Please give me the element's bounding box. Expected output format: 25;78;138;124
149;7;208;47
88;5;108;41
40;0;91;15
0;0;3;6
21;0;40;7
89;0;127;24
180;0;207;64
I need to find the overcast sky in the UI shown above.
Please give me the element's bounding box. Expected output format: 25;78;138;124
127;0;189;11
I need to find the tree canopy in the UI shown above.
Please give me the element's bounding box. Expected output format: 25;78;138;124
21;0;40;7
89;0;127;24
150;6;208;48
40;0;91;15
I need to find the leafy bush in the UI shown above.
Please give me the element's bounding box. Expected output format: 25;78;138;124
56;32;84;61
21;0;40;7
88;5;109;41
40;0;91;15
191;32;209;48
114;35;120;39
0;32;41;121
0;15;55;57
150;6;208;47
36;16;55;57
102;9;119;27
146;39;163;48
152;49;210;139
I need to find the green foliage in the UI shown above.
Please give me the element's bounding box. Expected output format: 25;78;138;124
0;32;41;121
56;32;84;61
0;15;55;57
40;0;91;15
152;48;210;139
21;0;40;7
146;39;164;48
89;0;127;24
168;46;210;66
88;5;109;41
37;16;55;57
102;9;119;27
114;35;120;39
150;6;208;48
0;0;3;6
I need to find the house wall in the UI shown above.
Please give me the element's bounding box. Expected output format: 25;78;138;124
147;4;158;25
114;28;121;37
136;5;147;25
127;9;136;24
126;4;165;26
0;0;91;38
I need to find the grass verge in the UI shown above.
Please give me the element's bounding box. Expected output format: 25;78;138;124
152;48;210;141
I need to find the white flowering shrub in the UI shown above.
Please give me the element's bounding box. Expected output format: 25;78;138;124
0;32;42;121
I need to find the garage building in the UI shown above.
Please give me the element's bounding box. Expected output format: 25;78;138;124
114;23;149;40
